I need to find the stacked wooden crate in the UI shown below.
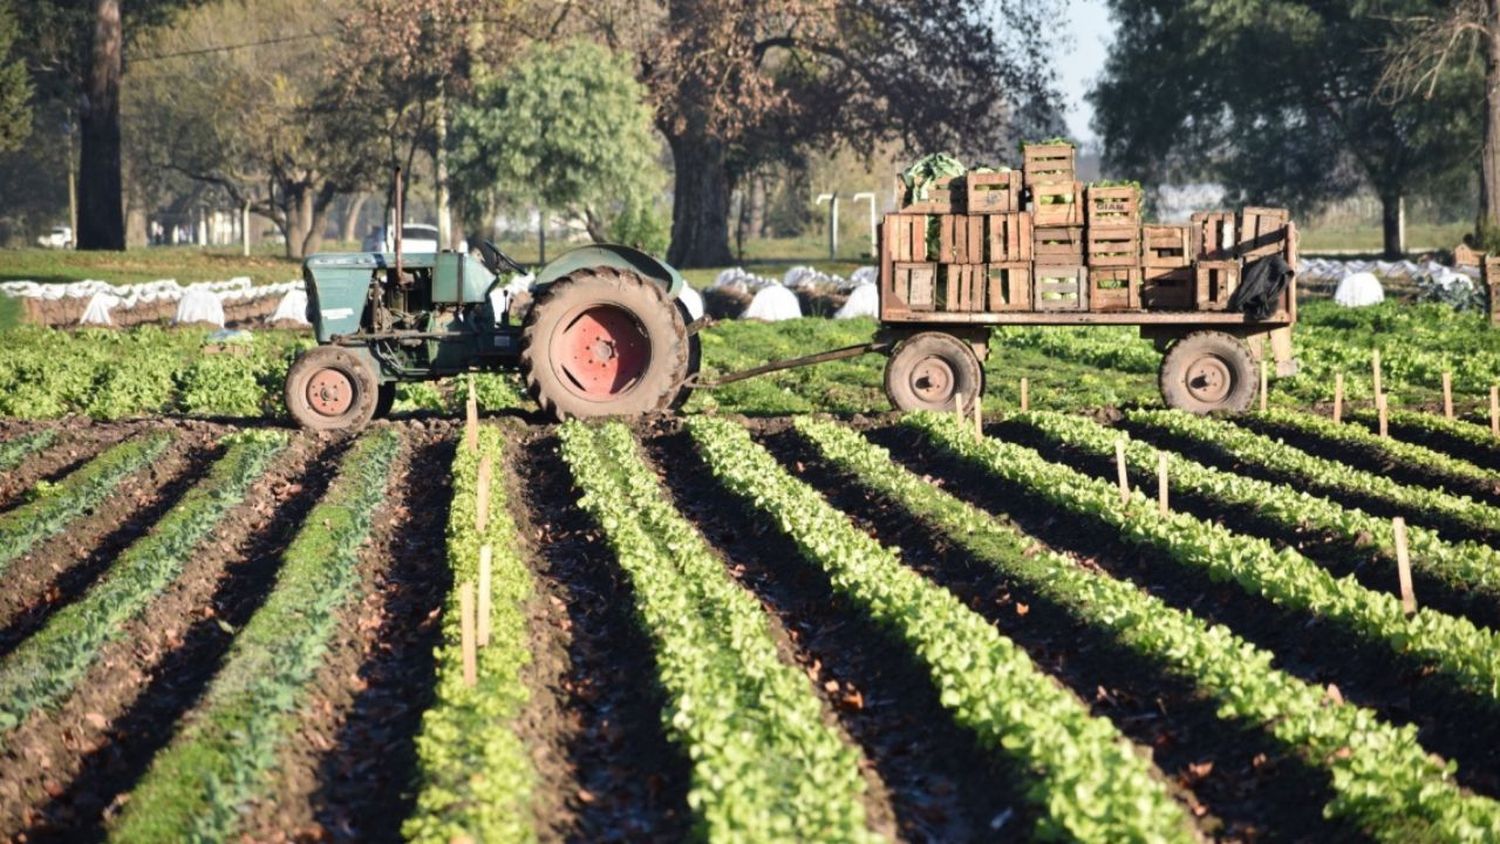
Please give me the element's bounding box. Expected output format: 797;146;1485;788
1025;144;1086;310
1085;185;1142;311
1485;255;1500;325
883;170;1034;316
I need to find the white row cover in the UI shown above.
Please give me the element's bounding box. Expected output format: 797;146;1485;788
42;278;309;327
1298;258;1480;283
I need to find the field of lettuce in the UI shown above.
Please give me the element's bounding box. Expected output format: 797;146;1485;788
7;301;1500;840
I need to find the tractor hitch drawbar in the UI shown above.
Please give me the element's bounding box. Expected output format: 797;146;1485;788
683;342;889;390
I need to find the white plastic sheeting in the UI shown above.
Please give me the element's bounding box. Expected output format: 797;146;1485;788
1334;272;1385;308
834;283;879;319
1;276;307;325
174;288;228;326
676;284;704;321
1298;258;1480;285
742;285;802;321
271;288;311;325
79;293;120;326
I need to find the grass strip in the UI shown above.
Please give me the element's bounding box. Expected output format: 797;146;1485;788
0;429;58;473
1243;408;1498;495
1128;409;1500;541
910;413;1500;704
108;428;401;844
0;432;172;574
561;422;875;840
800;416;1500;841
0;431;287;739
1013;410;1500;609
404;427;535;844
688;416;1196;843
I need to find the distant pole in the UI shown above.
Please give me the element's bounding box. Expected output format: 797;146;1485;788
816;193;839;260
538;208;547;264
852;192;878;258
1372;349;1383;406
241;199;251;258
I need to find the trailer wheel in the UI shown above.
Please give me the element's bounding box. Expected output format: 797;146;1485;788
284;346;379;432
521;267;689;420
884;332;984;413
1159;331;1257;414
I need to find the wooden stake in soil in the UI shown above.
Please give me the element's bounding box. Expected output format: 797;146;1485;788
477;545;493;648
1492;386;1499;438
1377;393;1389;439
460;581;477;687
1333;373;1344;424
1372;349;1383;407
1157;451;1169;516
1020;378;1030;412
1115;439;1131;506
1259;359;1268;412
972;394;983;440
1392;517;1416;616
1443;372;1454;420
475;454;494;533
954;392;965;428
464;381;479;452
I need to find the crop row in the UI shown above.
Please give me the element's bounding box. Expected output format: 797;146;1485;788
109;428;401;843
561;421;876;841
0;429;56;473
1128;409;1500;541
1243;408;1498;497
1010;410;1500;614
798;415;1500;840
0;431;288;739
0;432;173;574
909;414;1500;704
688;416;1196;842
405;427;536;844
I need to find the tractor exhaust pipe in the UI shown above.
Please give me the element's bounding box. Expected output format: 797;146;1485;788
392;166;404;285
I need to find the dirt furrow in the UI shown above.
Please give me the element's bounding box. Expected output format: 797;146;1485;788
0;425;122;514
3;433;330;841
647;426;1039;842
516;431;693;843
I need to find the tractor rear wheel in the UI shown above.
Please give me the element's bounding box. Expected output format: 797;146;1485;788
520;268;689;420
884;332;984;413
1159;331;1257;414
284;346;379;432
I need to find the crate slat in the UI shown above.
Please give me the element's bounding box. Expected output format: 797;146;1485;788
1193;212;1238;260
966;171;1022;214
1195;260;1241;311
1086;225;1142;269
1034;264;1088;312
987;212;1033;262
1239;207;1290;260
1089;267;1142;312
1031;181;1083;226
1034;224;1085;264
1143;225;1192;269
938;215;986;264
985;262;1031;312
1085;185;1141;227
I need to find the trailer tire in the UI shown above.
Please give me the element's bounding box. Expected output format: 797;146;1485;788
1159;331;1257;414
284;346;379;432
884;332;984;413
521;267;689;421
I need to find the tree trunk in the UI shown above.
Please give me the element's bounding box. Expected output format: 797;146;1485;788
76;0;123;251
341;193;369;243
748;172;767;240
1380;190;1406;259
299;183;337;257
666;131;734;268
1481;0;1500;245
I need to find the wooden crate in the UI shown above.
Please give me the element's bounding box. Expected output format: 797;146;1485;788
1195;260;1240;311
1086;225;1141;269
1089;268;1141;312
1192;212;1237;260
896;175;958;214
984;263;1031;312
1033;264;1088;311
1239;206;1290;260
1031;180;1083;226
1142;267;1195;310
1143;225;1192;269
1085;185;1140;227
1487;256;1500;325
891;263;938;311
986;212;1033;262
1034;225;1084;264
938;215;985;264
942;264;985;312
966;171;1022;214
1022;143;1077;182
883;214;929;262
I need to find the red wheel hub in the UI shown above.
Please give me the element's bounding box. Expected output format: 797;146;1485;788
553;305;651;398
307;368;354;416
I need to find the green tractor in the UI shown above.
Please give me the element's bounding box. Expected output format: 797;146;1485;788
285;239;699;431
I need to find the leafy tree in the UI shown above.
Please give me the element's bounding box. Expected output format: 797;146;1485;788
566;0;1064;267
0;0;30;153
1092;0;1481;258
450;40;665;247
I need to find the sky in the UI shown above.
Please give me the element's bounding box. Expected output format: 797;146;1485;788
1050;0;1116;143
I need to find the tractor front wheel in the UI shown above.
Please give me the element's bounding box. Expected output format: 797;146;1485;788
883;332;984;413
284;346;379;432
520;268;689;420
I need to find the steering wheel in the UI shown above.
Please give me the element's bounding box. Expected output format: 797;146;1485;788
479;240;529;275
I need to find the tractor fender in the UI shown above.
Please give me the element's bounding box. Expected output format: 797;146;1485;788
533;244;685;299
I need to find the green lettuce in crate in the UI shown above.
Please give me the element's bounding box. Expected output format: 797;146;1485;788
899;153;965;203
